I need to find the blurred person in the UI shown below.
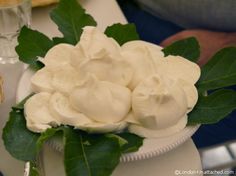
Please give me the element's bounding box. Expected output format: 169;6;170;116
117;0;236;148
118;0;236;66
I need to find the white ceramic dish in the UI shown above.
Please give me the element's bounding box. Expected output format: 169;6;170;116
17;68;199;163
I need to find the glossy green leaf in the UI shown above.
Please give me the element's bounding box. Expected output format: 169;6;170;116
162;37;200;62
15;26;53;68
188;89;236;125
63;128;121;176
52;37;69;45
29;61;45;71
116;133;144;153
36;127;63;151
105;23;140;45
105;133;128;147
3;96;59;162
29;162;40;176
2;110;40;161
197;47;236;92
50;0;97;45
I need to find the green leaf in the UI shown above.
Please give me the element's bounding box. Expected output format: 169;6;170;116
29;61;45;71
104;23;140;45
188;89;236;125
63;128;121;176
3;95;57;162
52;37;69;45
2;110;40;161
36;127;63;152
162;37;200;62
50;0;97;45
116;133;144;153
197;47;236;92
15;26;53;67
29;162;40;176
105;133;143;153
105;133;128;147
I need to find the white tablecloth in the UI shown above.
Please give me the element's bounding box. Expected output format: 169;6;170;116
0;1;202;175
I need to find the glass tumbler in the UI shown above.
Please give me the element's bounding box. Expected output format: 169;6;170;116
0;0;31;64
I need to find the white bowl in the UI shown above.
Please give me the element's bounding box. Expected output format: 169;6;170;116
18;68;199;163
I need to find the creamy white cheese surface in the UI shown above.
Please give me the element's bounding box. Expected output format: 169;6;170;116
132;74;188;130
25;26;200;137
25;92;59;133
69;74;131;123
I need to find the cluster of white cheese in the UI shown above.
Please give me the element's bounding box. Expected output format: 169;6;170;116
25;26;200;138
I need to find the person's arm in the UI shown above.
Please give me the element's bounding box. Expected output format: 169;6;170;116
160;30;236;66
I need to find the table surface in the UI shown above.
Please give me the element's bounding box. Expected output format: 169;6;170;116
0;1;202;175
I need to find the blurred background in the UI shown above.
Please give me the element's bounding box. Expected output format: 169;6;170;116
116;0;236;174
